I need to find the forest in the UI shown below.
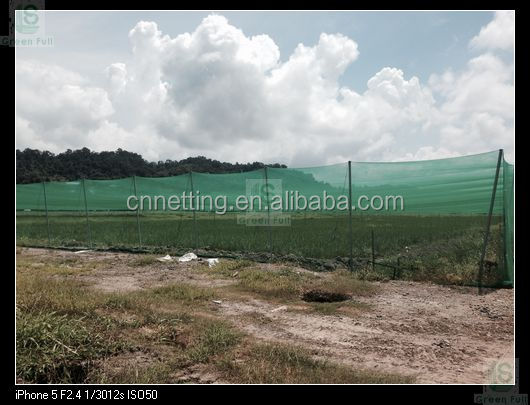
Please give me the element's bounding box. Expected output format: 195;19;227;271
16;148;287;184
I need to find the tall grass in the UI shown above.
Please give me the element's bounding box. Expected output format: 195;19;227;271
16;311;121;383
17;212;497;259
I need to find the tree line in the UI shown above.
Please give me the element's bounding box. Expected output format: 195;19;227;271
16;148;287;184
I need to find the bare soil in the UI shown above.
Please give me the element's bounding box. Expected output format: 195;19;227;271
17;247;514;384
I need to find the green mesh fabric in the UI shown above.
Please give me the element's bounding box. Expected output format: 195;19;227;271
267;163;349;211
16;150;514;287
135;175;190;208
190;170;266;212
349;151;504;214
16;182;45;211
16;152;508;214
84;178;136;211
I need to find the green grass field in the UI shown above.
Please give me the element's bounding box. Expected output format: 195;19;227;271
16;211;507;286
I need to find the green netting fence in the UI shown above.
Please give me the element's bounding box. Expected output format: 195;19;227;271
16;150;514;287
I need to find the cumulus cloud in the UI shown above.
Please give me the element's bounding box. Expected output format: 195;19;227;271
470;11;515;51
16;13;514;166
428;53;514;162
16;60;116;151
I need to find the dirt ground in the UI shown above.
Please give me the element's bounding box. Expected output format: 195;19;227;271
17;247;514;384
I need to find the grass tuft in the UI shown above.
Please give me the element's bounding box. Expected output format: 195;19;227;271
16;311;123;383
129;255;159;267
149;284;215;304
187;320;241;363
218;342;415;384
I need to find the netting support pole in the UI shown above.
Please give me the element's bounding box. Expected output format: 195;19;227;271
264;166;273;256
82;179;92;248
133;176;142;248
189;170;198;250
371;228;375;273
42;181;51;246
348;161;354;272
478;149;503;295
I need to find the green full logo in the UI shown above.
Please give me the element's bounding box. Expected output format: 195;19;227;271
15;6;39;35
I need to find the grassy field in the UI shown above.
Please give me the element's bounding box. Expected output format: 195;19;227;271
16;251;413;384
16;212;507;286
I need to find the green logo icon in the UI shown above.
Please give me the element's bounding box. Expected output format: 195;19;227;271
15;6;39;35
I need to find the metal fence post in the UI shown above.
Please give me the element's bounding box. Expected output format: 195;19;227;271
264;166;273;255
189;170;198;250
42;181;51;246
81;179;92;248
132;176;142;248
371;227;375;273
348;161;354;272
478;149;503;295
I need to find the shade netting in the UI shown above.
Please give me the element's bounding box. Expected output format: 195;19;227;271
16;150;514;287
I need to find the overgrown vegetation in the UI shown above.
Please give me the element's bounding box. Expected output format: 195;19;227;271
355;223;505;286
16;213;506;287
